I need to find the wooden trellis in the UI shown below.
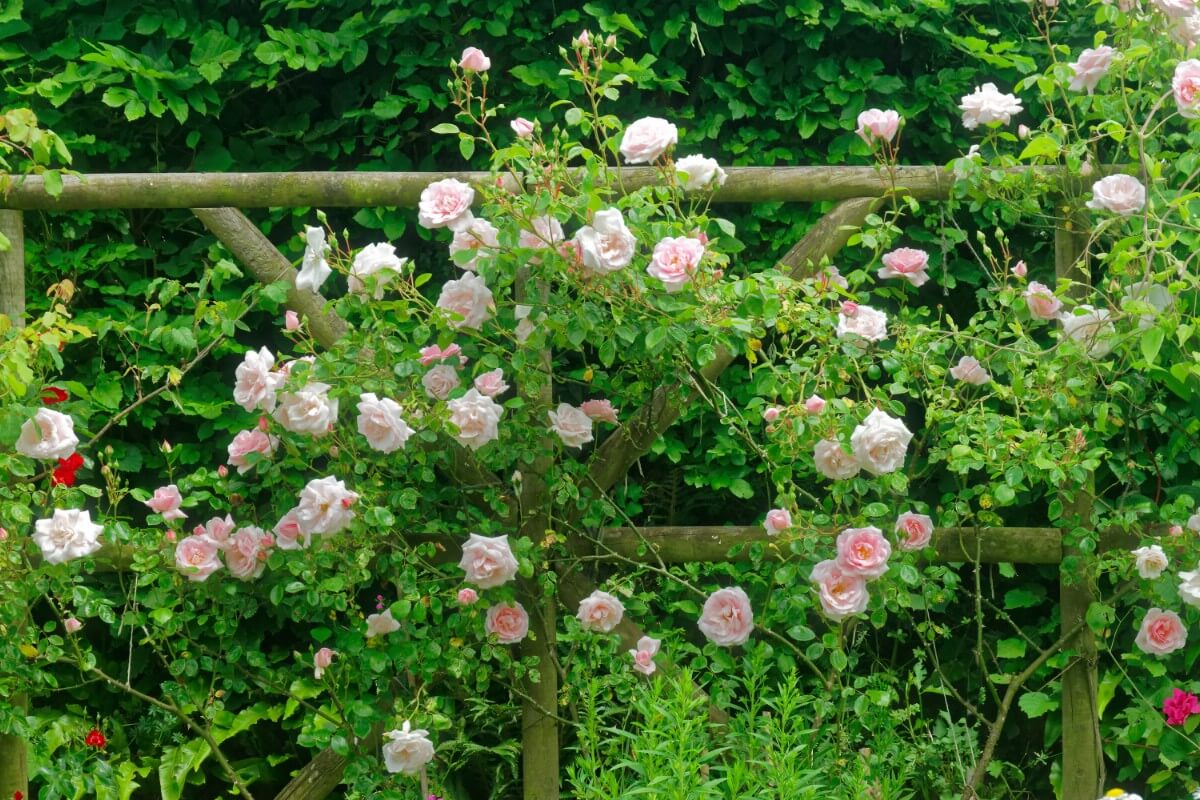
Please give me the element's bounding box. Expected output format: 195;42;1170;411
0;167;1112;800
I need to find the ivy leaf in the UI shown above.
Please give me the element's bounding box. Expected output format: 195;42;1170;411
1018;691;1058;719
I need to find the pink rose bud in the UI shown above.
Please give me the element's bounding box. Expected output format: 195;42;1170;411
1080;160;1094;177
606;34;617;47
285;310;300;331
840;301;859;317
328;445;340;458
165;531;176;543
257;415;270;432
1170;524;1184;536
0;526;7;541
313;647;335;679
1012;260;1027;278
458;588;479;605
696;231;709;246
1017;124;1031;140
573;29;591;47
217;464;229;478
805;394;827;414
64;617;83;634
459;47;490;73
511;118;535;138
762;406;781;423
161;440;172;453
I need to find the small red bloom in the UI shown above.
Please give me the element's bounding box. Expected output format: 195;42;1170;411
52;452;84;487
41;387;68;405
84;728;106;749
15;791;25;800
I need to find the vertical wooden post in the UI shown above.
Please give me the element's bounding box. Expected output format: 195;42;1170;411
0;209;29;800
1055;215;1104;800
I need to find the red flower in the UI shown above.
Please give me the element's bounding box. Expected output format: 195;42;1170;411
84;728;106;749
1163;688;1200;726
41;387;68;405
15;791;25;800
52;453;84;487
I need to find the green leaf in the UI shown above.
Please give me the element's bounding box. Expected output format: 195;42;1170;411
1018;691;1058;719
1018;135;1060;161
459;135;476;161
1140;326;1164;365
996;638;1026;659
42;170;63;197
431;122;460;134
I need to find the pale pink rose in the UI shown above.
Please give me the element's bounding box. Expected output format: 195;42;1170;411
619;117;678;164
1170;524;1185;536
146;485;187;522
225;525;271;581
647;236;705;292
1132;545;1169;579
518;215;565;251
814;439;861;480
1012;260;1027;278
349;243;408;298
764;508;791;536
273;381;339;438
273;509;309;551
1134;607;1188;656
1173;12;1200;45
575;208;636;273
33;509;103;564
296;225;331;293
548;403;594;448
233;347;283;413
449;218;500;271
419;343;463;366
196;514;235;545
175;534;222;581
816;265;849;291
1174;59;1200;118
895;512;934;551
313;647;335;679
850;409;913;476
1180;568;1200;607
879;248;931;287
581;399;619;425
1155;0;1197;17
486;602;529;644
855;108;902;143
835;526;892;579
1069;46;1116;94
382;721;435;775
63;617;83;634
576;590;625;633
457;587;479;605
573;29;591;47
366;608;401;638
437;272;494;330
227;429;278;474
0;526;7;541
835;304;888;342
949;356;991;385
284;310;301;331
810;559;870;621
459;533;519;589
804;395;826;414
1061;305;1116;358
674;154;728;191
514;305;536;344
423;364;461;400
697;587;754;647
1017;124;1031;140
15;408;79;461
762;406;781;423
295;476;358;535
458;47;491;72
511;117;535;138
1086;174;1146;216
474;369;508;398
959;83;1023;129
217;464;229;478
1080;160;1095;177
447;388;504;450
418;178;475;231
1024;282;1062;320
356;393;413;453
1189;513;1200;532
629;636;660;676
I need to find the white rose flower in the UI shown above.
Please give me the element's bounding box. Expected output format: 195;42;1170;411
356;393;413;453
273;382;339;436
548;403;594;448
1060;305;1116;358
366;608;401;638
437;272;494;330
675;154;728;191
1086;174;1146;216
835;305;888;342
575;208;636;274
33;508;104;564
446;388;503;450
1121;281;1174;330
1132;545;1168;579
233;347;284;414
15;408;79;461
813;439;861;480
422;364;461;400
296;226;332;293
449;218;500;271
959;82;1023;129
850;409;913;476
948;356;991;385
382;720;435;775
619;117;678;164
349;242;408;299
1179;567;1200;607
458;533;519;589
295;476;358;535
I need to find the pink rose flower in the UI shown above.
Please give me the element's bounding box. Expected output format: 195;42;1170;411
575;208;636;274
1163;688;1200;725
64;617;83;634
850;409;913;476
573;29;591;47
418;178;475;231
895;512;934;551
216;464;228;478
762;405;781;423
1174;59;1200;118
518;215;565;251
1155;0;1197;17
175;534;222;581
225;526;272;581
356;392;413;453
1086;174;1146;216
419;343;463;366
855;108;901;143
449;218;500;271
227;429;279;474
1011;260;1027;278
458;47;491;72
510;117;535;138
313;647;335;679
959;83;1023;129
423;364;462;400
835;526;892;579
814;439;861;480
1069;46;1116;94
1169;524;1184;536
581;399;619;425
804;395;826;414
486;602;529;644
810;559;870;621
879;248;930;287
437;272;494;330
284;310;301;331
474;369;508;398
1134;607;1188;656
619;116;678;164
835;304;888;342
273;382;339;437
295;476;358;536
548;403;594;448
1023;281;1062;320
196;514;235;545
647;236;705;292
674;154;728;191
146;485;187;522
576;590;625;633
697;587;754;647
949;356;991;385
629;636;660;676
366;608;401;638
1132;545;1169;579
273;509;309;551
459;533;519;589
233;347;283;414
764;508;791;536
457;587;479;605
447;388;504;450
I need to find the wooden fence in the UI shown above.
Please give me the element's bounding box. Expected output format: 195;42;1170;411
0;166;1109;800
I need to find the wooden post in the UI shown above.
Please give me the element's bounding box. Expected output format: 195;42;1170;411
1056;216;1103;800
0;209;29;800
